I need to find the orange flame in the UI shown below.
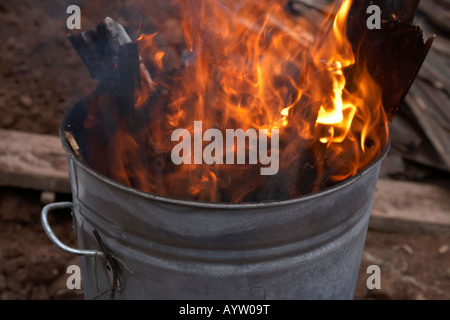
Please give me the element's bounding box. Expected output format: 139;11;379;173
85;0;388;202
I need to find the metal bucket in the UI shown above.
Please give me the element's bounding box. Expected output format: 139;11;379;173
42;96;389;300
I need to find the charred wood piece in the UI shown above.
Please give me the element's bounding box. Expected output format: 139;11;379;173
68;17;132;83
346;0;434;121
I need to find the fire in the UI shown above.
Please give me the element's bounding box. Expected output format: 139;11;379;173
84;0;388;202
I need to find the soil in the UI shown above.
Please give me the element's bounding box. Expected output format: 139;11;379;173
0;0;449;300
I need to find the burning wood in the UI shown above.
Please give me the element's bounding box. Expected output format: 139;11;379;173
68;0;433;202
68;17;154;130
68;17;133;84
345;0;434;120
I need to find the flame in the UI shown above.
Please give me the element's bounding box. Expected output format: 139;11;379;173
84;0;388;202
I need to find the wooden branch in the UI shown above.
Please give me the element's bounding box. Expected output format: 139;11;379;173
68;17;153;93
69;17;155;137
118;42;141;121
102;16;132;46
68;17;131;82
64;131;84;163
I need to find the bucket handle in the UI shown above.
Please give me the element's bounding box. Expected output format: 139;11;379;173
41;202;103;258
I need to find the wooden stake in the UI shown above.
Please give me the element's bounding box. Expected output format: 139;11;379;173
64;131;84;163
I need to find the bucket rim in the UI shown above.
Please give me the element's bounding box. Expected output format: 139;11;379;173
60;96;390;209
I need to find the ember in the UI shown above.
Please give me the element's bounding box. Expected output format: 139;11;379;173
68;0;432;202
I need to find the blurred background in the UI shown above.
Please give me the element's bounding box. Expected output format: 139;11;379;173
0;0;449;300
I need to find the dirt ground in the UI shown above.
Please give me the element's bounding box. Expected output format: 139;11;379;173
0;0;449;300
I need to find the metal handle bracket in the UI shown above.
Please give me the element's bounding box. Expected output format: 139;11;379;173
41;202;103;257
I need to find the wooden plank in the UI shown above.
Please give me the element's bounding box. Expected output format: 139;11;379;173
406;90;450;171
0;129;71;193
370;179;450;235
0;129;449;234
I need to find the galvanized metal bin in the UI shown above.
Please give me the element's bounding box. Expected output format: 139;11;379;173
42;98;389;299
